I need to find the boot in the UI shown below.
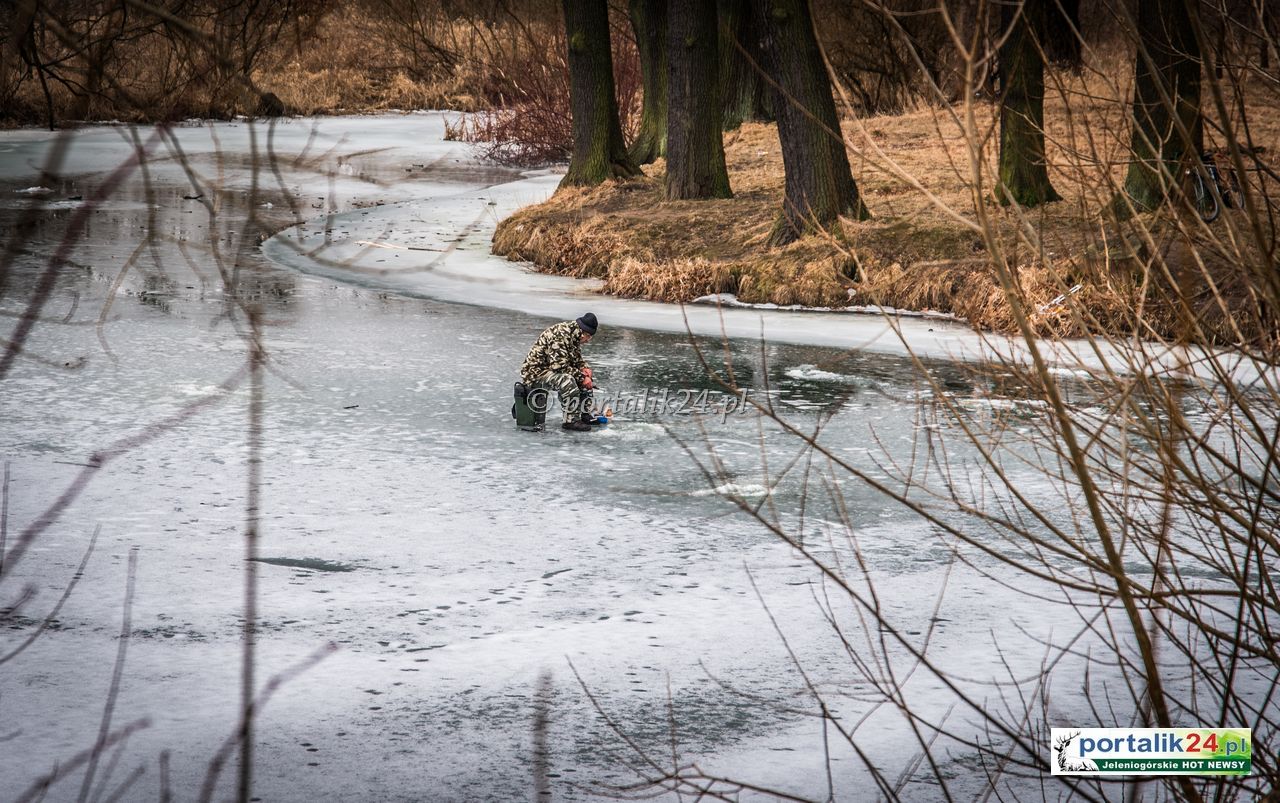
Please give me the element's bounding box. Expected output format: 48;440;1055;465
561;420;593;432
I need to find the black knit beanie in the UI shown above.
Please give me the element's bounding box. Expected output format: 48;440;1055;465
576;312;598;335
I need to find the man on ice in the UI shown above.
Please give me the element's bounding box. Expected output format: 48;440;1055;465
518;312;600;432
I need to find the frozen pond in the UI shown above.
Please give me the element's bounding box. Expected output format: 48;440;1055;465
0;115;1265;801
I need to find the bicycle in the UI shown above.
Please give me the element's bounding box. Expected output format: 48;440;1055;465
1184;150;1244;223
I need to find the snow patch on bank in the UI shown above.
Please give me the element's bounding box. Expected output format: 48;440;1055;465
692;292;960;322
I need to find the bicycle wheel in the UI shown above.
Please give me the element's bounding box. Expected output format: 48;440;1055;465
1224;168;1245;210
1191;171;1220;223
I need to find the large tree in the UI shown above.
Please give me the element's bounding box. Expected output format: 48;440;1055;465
996;0;1061;207
1043;0;1082;70
628;0;668;165
560;0;641;187
754;0;868;245
717;0;773;130
666;0;733;199
1115;0;1203;213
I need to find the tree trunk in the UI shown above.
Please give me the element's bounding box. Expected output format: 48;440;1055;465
627;0;668;165
666;0;733;199
1263;5;1276;72
996;0;1061;207
754;0;868;245
718;0;773;130
560;0;641;187
1043;0;1082;70
1115;0;1203;214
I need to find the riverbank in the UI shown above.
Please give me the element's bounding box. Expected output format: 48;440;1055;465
242;115;1270;385
492;98;1280;347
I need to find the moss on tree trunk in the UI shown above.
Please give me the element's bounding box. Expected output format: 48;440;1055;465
628;0;668;165
666;0;732;200
560;0;641;188
1115;0;1203;214
755;0;868;246
996;0;1061;207
718;0;773;130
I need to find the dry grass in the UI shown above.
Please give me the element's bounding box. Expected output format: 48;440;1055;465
493;62;1280;342
1;3;494;125
227;4;497;115
493;123;862;307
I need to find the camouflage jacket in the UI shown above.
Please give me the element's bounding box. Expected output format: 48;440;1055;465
520;320;586;385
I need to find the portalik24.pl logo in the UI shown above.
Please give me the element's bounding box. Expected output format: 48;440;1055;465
1051;728;1251;775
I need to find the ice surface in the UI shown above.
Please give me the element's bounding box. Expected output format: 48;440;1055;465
0;114;1265;802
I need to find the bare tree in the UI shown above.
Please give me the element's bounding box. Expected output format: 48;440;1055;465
665;0;732;200
1115;0;1204;214
627;0;667;164
717;0;772;129
753;0;869;245
1043;0;1081;69
995;0;1061;206
559;0;640;186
